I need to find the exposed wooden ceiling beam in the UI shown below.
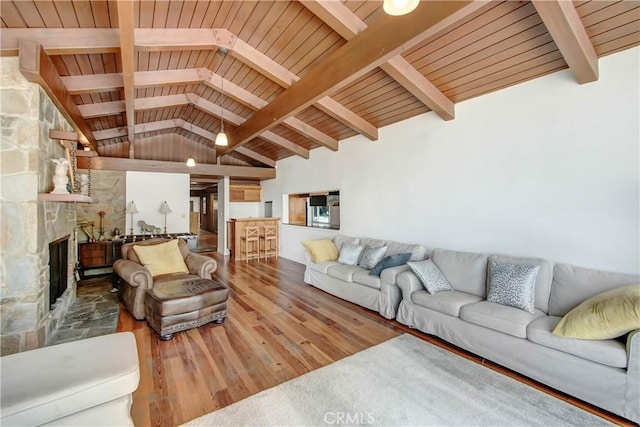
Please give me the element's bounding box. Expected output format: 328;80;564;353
1;28;119;56
232;147;276;168
64;69;330;151
61;73;123;94
117;1;135;157
225;29;378;141
18;40;96;150
83;93;310;158
3;28;375;142
77;156;275;180
302;0;456;121
222;1;475;153
531;0;598;84
77;100;125;118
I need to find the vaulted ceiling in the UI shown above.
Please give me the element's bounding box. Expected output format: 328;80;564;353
2;1;639;182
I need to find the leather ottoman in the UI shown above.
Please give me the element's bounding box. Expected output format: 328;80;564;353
145;278;229;340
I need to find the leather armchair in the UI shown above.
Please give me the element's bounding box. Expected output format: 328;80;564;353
113;238;217;320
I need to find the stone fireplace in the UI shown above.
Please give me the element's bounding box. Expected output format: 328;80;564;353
1;57;78;355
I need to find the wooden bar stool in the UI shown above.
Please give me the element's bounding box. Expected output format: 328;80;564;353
260;225;278;260
242;226;260;261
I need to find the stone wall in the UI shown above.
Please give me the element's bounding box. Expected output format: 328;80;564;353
1;57;78;354
75;170;126;242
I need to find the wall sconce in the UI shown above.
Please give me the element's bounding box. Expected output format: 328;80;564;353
125;201;139;235
159;201;172;234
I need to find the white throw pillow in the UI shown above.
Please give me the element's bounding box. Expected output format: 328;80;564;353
338;244;364;266
487;261;539;314
408;259;453;294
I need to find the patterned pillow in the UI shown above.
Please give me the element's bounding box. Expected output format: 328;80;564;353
359;245;388;269
487;261;540;314
407;259;453;294
338;244;364;266
370;253;412;276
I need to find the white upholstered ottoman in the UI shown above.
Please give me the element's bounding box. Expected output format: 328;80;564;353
1;332;140;426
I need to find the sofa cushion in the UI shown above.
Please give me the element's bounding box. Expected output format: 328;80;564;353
333;235;359;252
327;264;366;282
370;253;412;276
460;301;545;338
353;270;382;290
308;260;340;274
302;239;339;263
408;259;453;294
549;263;640;317
528;316;628;368
489;254;553;313
338;244;363;265
359;237;387;248
412;290;482;317
487;261;539;314
386;241;428;262
552;284;640;340
358;245;388;269
133;239;189;278
431;249;488;297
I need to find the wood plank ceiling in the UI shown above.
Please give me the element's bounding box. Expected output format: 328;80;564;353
1;1;639;181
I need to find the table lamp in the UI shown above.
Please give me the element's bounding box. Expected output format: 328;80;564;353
159;201;172;234
126;201;139;235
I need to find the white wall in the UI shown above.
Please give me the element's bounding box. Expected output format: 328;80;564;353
229;202;260;219
262;47;640;274
126;172;190;233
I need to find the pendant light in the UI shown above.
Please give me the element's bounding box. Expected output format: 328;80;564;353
383;0;419;16
215;48;229;146
185;103;196;166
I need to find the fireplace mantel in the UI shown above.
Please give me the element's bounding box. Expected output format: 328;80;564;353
38;194;93;203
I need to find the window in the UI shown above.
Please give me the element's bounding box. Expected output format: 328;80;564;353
284;191;340;230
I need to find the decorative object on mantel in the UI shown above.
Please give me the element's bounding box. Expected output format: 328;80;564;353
98;211;106;241
77;220;96;243
126;201;139;236
138;220;161;236
112;227;121;240
50;158;71;194
159;201;172;233
40;129;94;203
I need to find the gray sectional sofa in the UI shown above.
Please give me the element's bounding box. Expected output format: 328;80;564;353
302;236;640;422
396;248;640;423
303;235;427;319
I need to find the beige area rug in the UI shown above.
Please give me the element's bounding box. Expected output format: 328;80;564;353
183;334;610;426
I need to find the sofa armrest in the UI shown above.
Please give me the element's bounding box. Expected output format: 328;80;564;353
185;253;217;279
113;259;152;289
380;264;411;286
397;270;423;302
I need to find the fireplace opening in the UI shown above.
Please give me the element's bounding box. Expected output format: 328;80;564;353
49;235;69;310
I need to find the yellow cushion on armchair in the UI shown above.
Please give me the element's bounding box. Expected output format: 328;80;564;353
133;239;189;277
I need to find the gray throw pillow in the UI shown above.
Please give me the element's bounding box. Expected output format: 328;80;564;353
338;244;364;266
487;261;540;314
407;259;453;294
370;253;412;276
359;245;388;269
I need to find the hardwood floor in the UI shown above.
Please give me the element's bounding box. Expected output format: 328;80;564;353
117;254;632;427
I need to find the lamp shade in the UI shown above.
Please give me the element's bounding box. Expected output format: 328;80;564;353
186;157;196;167
383;0;419;16
126;201;138;214
159;201;172;214
215;132;228;146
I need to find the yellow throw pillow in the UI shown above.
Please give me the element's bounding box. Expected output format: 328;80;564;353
132;240;189;277
552;284;640;340
302;239;339;263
